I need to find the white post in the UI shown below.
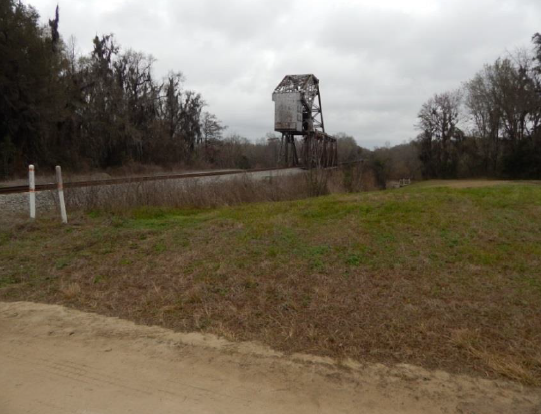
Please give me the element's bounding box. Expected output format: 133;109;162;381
56;166;68;224
29;165;36;219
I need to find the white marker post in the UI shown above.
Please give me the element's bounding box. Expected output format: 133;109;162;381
29;165;36;219
56;166;68;224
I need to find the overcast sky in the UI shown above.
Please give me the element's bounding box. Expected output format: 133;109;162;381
30;0;541;148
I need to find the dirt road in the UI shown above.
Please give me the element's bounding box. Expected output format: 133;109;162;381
1;302;539;414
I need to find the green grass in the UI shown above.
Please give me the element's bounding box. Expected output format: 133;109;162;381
1;181;541;385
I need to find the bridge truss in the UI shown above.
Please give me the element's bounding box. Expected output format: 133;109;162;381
272;74;337;169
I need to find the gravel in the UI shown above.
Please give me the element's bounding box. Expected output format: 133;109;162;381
0;190;57;215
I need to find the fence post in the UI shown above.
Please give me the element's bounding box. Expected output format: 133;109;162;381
29;165;36;219
56;166;68;224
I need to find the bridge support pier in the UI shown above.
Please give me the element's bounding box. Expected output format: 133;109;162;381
279;133;299;167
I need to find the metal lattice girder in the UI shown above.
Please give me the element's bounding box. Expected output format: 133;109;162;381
273;75;320;110
272;74;325;136
300;131;337;169
272;74;336;168
278;133;299;168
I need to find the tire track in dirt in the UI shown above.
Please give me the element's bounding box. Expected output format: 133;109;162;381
4;347;262;410
1;301;540;414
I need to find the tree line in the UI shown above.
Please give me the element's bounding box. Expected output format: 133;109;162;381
0;0;231;177
416;34;541;179
0;0;376;181
6;0;537;183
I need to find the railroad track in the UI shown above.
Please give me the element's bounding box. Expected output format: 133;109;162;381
0;161;364;196
0;167;298;195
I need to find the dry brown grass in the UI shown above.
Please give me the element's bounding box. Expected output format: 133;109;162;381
62;164;372;212
64;174;307;211
61;282;81;300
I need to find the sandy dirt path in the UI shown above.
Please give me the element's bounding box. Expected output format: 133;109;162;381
1;302;539;414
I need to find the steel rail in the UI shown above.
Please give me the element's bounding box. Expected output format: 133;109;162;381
0;162;363;195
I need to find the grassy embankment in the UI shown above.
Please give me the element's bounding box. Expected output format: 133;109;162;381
1;181;540;385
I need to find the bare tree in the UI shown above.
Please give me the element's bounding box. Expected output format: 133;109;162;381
416;90;464;178
201;111;226;145
465;67;502;174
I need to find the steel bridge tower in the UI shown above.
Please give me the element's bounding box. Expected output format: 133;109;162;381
272;74;337;168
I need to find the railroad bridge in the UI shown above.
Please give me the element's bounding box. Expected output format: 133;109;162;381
272;74;337;169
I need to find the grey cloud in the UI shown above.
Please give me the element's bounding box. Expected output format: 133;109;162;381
30;0;541;147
